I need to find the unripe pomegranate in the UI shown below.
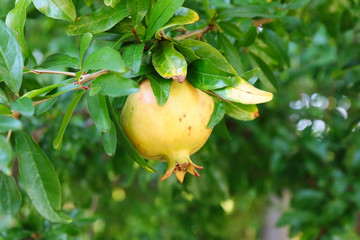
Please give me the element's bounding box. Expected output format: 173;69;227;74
121;79;214;183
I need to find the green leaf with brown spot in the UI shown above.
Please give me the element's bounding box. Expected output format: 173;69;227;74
152;41;187;83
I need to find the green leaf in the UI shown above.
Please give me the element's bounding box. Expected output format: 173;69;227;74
5;0;31;61
218;5;277;20
249;53;278;91
217;33;243;75
0;116;22;133
53;90;85;150
105;96;156;173
83;47;125;72
0;20;23;95
0;173;22;215
213;118;231;140
213;76;273;105
92;73;139;97
152;41;187;82
79;33;93;69
102;121;117;156
0;87;9;104
178;39;232;73
37;54;79;69
0;136;13;175
207;99;225;129
156;7;199;36
104;0;121;7
127;0;150;25
218;21;244;41
67;5;128;35
15;131;72;223
35;97;58;116
263;29;289;66
22;84;61;99
0;103;11;116
147;72;172;106
87;92;111;132
241;68;261;85
242;26;257;47
10;97;34;117
123;43;145;74
187;59;237;90
224;102;258;121
32;0;76;22
144;0;185;41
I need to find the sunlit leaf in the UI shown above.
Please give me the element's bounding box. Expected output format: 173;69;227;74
156;7;199;36
152;41;187;82
127;0;150;25
67;5;128;35
0;21;23;94
187;59;237;90
5;0;31;61
122;43;145;74
144;0;185;41
32;0;76;22
91;72;139;97
83;47;125;72
224;101;258;121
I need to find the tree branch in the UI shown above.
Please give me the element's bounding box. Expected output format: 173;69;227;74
174;25;216;40
27;69;77;77
79;70;109;85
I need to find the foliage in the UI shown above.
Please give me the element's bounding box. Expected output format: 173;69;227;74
1;0;360;239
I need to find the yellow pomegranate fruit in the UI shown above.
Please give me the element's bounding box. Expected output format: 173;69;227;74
121;79;214;183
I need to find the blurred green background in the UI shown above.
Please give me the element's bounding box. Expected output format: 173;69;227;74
2;0;360;239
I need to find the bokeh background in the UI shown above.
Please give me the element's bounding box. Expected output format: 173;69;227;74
1;0;360;239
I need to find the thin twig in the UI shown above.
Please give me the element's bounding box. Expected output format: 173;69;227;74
27;69;77;77
174;25;215;40
79;70;109;85
6;130;12;142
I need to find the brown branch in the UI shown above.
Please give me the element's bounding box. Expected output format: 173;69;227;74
252;18;274;27
79;70;109;85
174;25;216;40
6;130;12;142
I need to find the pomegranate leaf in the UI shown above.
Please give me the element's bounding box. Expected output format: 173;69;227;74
147;72;172;106
207;98;226;129
224;102;259;121
67;5;128;35
0;173;21;215
217;33;244;75
32;0;75;22
83;47;125;72
127;0;150;25
0;136;13;175
5;0;31;61
155;7;199;37
144;0;185;41
87;92;111;132
53;90;86;150
152;41;187;83
123;43;145;75
0;115;22;133
187;59;237;90
102;121;117;156
10;97;34;117
91;73;139;97
16;131;72;223
0;21;23;95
